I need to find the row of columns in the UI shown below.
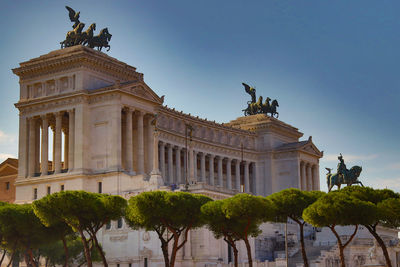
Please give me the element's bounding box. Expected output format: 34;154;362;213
22;110;75;177
158;141;256;193
300;161;319;191
122;108;154;176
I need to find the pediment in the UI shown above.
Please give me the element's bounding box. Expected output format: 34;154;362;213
123;82;163;105
0;163;18;177
300;142;323;157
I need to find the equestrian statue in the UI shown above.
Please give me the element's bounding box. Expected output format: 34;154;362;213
242;83;279;117
326;153;364;192
60;6;112;51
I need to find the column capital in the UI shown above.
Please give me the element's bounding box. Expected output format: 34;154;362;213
55;111;63;118
40;114;49;120
226;158;232;163
209;154;215;159
244;161;250;166
124;106;134;114
136;110;144;117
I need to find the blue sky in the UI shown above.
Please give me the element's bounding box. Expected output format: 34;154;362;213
0;1;399;192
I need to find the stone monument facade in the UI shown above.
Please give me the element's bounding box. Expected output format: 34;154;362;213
12;46;323;266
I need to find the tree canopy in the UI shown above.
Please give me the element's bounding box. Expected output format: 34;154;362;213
303;191;377;267
125;191;212;267
340;186;400;267
268;189;324;267
33;190;127;267
220;194;274;267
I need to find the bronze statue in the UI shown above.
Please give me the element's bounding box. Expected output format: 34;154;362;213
242;83;279;118
66;6;80;29
326;154;364;192
60;6;112;51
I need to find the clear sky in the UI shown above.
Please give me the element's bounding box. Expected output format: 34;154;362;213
0;1;399;192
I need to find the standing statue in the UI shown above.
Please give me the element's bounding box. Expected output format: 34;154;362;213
326;154;364;192
60;6;112;51
242;82;279;118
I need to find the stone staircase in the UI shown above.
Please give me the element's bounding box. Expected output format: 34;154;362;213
288;240;333;267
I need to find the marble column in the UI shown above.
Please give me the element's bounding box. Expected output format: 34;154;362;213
226;158;232;190
54;112;62;174
235;159;241;191
167;144;173;184
64;130;69;170
193;151;197;180
252;162;257;194
18;116;28;178
200;153;206;183
68;109;75;172
312;165;318;190
147;116;154;174
306;164;311;191
209;155;215;186
160;142;165;179
314;165;320;190
125;109;134;174
244;161;250;193
189;146;195;183
301;162;307;191
41;115;48;176
137;111;144;174
217;156;223;187
176;147;182;184
151;132;161;175
28;117;36;177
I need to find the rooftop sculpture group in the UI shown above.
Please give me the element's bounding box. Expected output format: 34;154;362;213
242;83;279;118
326;154;364;192
60;6;112;51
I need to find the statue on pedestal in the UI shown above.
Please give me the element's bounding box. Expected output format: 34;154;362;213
326;154;364;192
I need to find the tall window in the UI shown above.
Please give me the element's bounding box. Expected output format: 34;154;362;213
98;182;102;193
33;188;38;200
60;184;65;191
5;182;10;190
47;186;51;195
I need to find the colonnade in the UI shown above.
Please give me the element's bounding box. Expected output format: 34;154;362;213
20;110;75;177
121;108;154;176
158;141;256;193
299;161;319;191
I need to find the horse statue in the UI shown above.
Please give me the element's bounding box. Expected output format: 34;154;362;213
80;23;96;45
267;99;279;118
242;82;280;117
326;154;364;192
88;28;112;51
61;22;85;48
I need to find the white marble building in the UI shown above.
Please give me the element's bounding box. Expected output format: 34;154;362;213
11;46;327;266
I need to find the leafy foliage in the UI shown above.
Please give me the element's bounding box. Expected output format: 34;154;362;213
125;191;212;267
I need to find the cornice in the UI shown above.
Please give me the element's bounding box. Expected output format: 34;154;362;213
13;46;143;82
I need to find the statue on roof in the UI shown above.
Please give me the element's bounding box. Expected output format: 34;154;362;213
60;6;112;51
242;83;279;118
326;154;364;192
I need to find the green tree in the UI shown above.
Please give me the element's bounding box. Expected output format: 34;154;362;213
341;186;399;267
0;201;9;267
0;203;57;267
125;191;212;267
268;189;325;267
221;194;273;267
33;190;127;267
303;191;376;267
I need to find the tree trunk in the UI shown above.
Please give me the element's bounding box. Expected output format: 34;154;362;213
365;225;392;267
233;245;239;267
330;225;358;267
298;221;309;267
0;249;6;266
24;251;30;267
243;237;253;267
62;236;69;267
169;233;181;267
27;249;37;267
78;229;92;267
161;240;170;267
92;234;108;267
6;251;16;267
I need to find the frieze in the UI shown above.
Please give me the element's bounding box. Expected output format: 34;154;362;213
16;95;88;115
88;92;121;104
273;151;298;159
